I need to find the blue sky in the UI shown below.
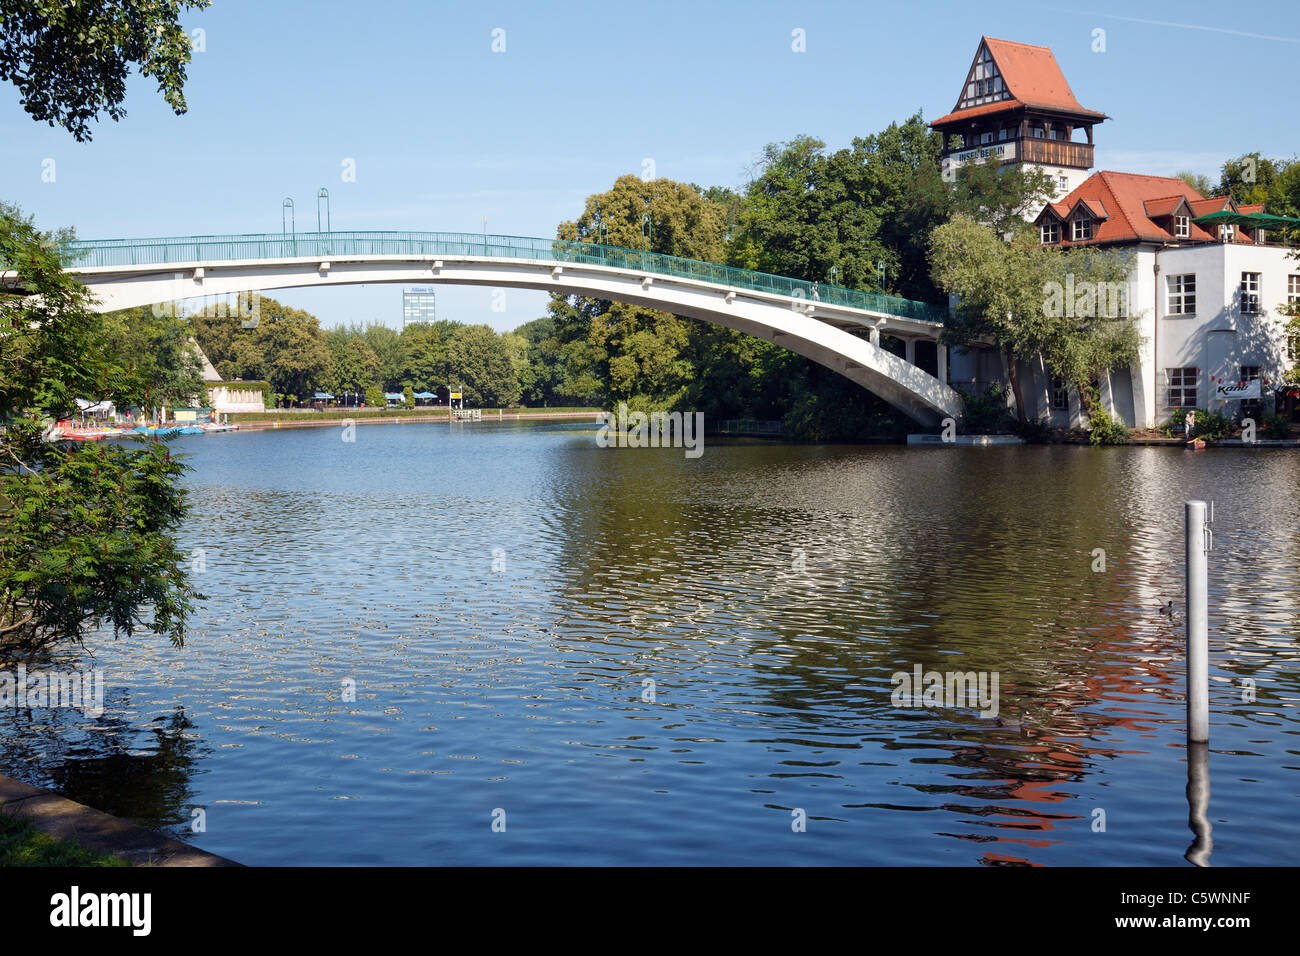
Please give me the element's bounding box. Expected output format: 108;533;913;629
1;0;1295;331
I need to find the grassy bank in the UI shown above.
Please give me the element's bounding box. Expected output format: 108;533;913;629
229;406;598;424
0;811;129;867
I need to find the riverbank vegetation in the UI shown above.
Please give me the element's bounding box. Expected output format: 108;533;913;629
183;126;1297;440
0;811;129;867
1;204;200;658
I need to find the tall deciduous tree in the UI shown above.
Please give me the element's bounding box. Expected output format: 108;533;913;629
0;0;210;141
445;324;520;407
930;214;1140;423
549;174;727;407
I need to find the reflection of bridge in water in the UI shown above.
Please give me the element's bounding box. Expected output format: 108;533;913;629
43;230;962;426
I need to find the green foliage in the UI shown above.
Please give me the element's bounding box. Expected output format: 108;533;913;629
402;385;414;409
0;0;210;141
0;812;129;866
546;174;729;408
1175;170;1216;197
1164;408;1232;442
1263;413;1292;440
1;204;200;656
445;324;521;407
364;385;385;408
327;330;381;395
1011;416;1054;443
729;115;949;301
1088;405;1130;445
959;384;1014;434
100;306;205;407
949;160;1056;239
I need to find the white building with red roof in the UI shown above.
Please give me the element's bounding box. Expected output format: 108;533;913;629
934;38;1298;429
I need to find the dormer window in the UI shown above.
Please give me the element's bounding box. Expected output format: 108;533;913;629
1174;215;1190;238
1041;220;1061;244
1072;216;1093;241
1219;224;1235;242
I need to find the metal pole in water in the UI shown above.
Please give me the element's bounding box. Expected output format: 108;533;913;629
1185;500;1210;744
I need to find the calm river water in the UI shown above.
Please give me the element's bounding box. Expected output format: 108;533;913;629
3;422;1298;865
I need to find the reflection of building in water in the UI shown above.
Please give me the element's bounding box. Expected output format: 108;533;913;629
936;622;1184;865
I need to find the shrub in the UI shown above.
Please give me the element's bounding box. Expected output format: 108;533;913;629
960;383;1014;434
1012;415;1053;443
402;386;415;410
364;385;385;408
1263;412;1292;440
1163;408;1231;442
1088;406;1130;445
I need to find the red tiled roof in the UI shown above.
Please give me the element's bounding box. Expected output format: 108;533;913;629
1189;197;1231;216
931;99;1027;127
1142;195;1189;218
1079;198;1109;219
1034;171;1257;246
1239;203;1265;214
931;37;1107;128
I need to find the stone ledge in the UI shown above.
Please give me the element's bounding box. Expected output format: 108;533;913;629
0;773;241;867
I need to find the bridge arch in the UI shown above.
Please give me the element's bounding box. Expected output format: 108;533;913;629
36;232;963;425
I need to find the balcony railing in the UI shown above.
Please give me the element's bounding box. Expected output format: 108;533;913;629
1017;138;1094;169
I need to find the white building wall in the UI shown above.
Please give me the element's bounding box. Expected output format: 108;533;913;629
1149;243;1296;423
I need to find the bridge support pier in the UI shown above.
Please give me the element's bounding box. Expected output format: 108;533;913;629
937;345;947;384
904;338;916;366
870;326;881;347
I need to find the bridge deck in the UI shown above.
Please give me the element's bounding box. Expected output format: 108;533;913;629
51;230;949;327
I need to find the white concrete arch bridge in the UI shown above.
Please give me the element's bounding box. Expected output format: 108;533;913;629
26;231;961;425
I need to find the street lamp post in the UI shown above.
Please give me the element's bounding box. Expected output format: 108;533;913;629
282;198;295;255
482;216;488;255
641;213;651;251
876;259;885;293
317;187;330;233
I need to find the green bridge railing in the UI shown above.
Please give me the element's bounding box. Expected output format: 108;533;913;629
55;230;949;325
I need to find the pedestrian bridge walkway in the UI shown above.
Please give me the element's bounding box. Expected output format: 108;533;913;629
42;230;962;424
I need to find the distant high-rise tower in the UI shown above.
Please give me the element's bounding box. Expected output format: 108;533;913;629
929;37;1107;203
402;287;437;328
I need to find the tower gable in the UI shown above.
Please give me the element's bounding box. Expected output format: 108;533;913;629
954;39;1013;112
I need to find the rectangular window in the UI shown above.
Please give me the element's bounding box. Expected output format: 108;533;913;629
1072;217;1093;241
1288;274;1300;305
1048;127;1060;140
1167;274;1196;315
1174;215;1190;238
1219;224;1235;242
998;127;1008;141
1040;221;1060;244
980;131;994;145
1166;367;1198;408
1240;365;1261;382
1032;126;1045;139
1241;272;1261;313
1051;378;1069;410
